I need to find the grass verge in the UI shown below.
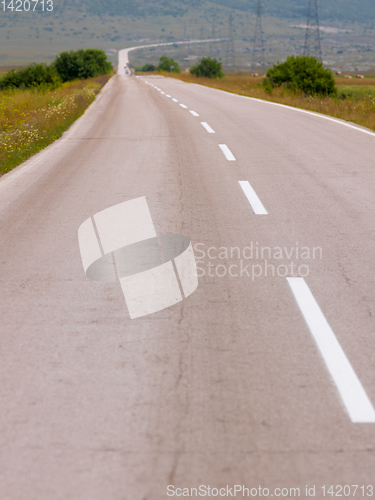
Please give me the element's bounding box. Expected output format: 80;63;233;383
0;74;111;176
164;73;375;133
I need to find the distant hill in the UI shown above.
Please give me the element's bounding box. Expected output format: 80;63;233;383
55;0;375;23
0;0;374;70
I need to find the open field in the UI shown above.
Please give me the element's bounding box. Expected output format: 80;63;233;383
163;72;375;132
337;85;375;99
336;77;375;85
0;74;111;175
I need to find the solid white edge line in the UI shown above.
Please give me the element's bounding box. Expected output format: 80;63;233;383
218;144;236;161
190;110;199;117
238;181;268;215
231;93;375;138
201;122;215;134
287;277;375;423
179;104;188;108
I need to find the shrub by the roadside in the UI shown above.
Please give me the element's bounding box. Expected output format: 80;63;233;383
190;57;224;79
53;49;113;82
0;49;113;90
157;56;180;73
263;55;337;96
136;63;156;72
0;63;61;90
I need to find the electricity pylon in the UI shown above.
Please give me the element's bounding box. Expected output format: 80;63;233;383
200;24;205;41
183;22;191;52
210;16;217;56
225;11;236;72
251;0;266;74
304;0;322;60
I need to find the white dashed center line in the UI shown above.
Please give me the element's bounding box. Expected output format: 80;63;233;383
161;91;165;94
172;98;178;102
190;111;199;117
201;122;215;134
287;277;375;423
179;104;188;108
239;181;268;215
219;144;236;161
166;95;171;98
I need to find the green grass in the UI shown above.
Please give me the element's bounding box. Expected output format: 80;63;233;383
0;74;111;176
337;85;375;99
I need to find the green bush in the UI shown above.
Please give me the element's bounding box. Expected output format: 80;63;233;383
137;63;156;72
263;55;337;96
0;63;61;90
157;56;180;73
190;57;224;79
53;49;113;82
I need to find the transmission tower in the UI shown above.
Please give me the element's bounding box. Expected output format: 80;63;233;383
225;11;236;72
200;24;205;41
210;17;217;56
251;0;266;75
304;0;322;60
183;21;192;52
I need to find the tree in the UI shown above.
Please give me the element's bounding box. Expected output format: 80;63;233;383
263;55;336;96
157;56;180;73
138;63;156;72
53;49;113;82
190;57;224;79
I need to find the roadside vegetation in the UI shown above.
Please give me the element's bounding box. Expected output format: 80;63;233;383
137;63;157;73
0;49;113;91
157;55;181;74
136;55;180;74
0;49;113;175
0;74;111;176
0;64;61;92
190;57;224;79
137;56;224;79
263;55;337;96
54;49;113;83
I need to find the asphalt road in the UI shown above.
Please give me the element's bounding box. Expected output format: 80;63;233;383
1;55;375;499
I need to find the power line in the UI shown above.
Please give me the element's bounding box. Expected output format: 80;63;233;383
304;0;322;60
251;0;266;74
225;11;236;71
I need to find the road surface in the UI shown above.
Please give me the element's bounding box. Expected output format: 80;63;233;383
1;53;375;499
